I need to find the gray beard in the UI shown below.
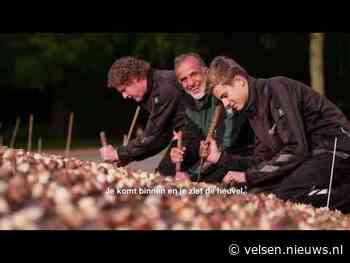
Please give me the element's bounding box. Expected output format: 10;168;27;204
225;107;234;116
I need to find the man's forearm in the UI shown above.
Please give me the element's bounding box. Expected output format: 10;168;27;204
217;150;253;171
117;133;170;163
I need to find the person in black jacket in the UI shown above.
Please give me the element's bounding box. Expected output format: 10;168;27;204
100;56;185;176
170;53;254;182
204;55;350;213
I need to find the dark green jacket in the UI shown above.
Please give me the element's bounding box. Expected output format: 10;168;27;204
181;91;254;181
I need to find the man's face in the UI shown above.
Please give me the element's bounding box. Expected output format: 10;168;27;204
115;78;147;102
212;76;249;112
175;57;207;100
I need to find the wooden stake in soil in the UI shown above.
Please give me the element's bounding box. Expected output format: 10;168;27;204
37;137;42;154
27;114;34;152
10;117;20;149
175;130;183;172
176;131;182;172
0;122;3;146
65;112;74;158
126;105;141;145
100;131;108;147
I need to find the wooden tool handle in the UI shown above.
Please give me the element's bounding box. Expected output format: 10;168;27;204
198;102;225;181
123;134;128;146
175;130;183;172
206;103;225;141
126;105;141;145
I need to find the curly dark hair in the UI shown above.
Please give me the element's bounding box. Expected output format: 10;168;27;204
207;56;248;92
107;56;151;89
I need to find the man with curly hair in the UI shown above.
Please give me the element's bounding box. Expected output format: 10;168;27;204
100;56;185;176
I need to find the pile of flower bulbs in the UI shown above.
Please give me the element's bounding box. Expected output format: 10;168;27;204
1;146;350;230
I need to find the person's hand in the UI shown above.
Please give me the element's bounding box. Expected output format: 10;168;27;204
204;137;221;164
223;171;247;185
99;145;119;162
199;140;210;159
170;147;186;164
174;171;190;181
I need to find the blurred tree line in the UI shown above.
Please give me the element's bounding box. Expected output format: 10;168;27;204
1;33;350;142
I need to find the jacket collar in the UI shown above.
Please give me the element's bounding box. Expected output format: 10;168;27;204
141;67;154;103
242;76;257;117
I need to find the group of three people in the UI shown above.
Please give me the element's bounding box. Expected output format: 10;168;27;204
100;53;350;214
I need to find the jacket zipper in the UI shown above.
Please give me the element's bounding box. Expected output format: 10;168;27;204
268;108;285;135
